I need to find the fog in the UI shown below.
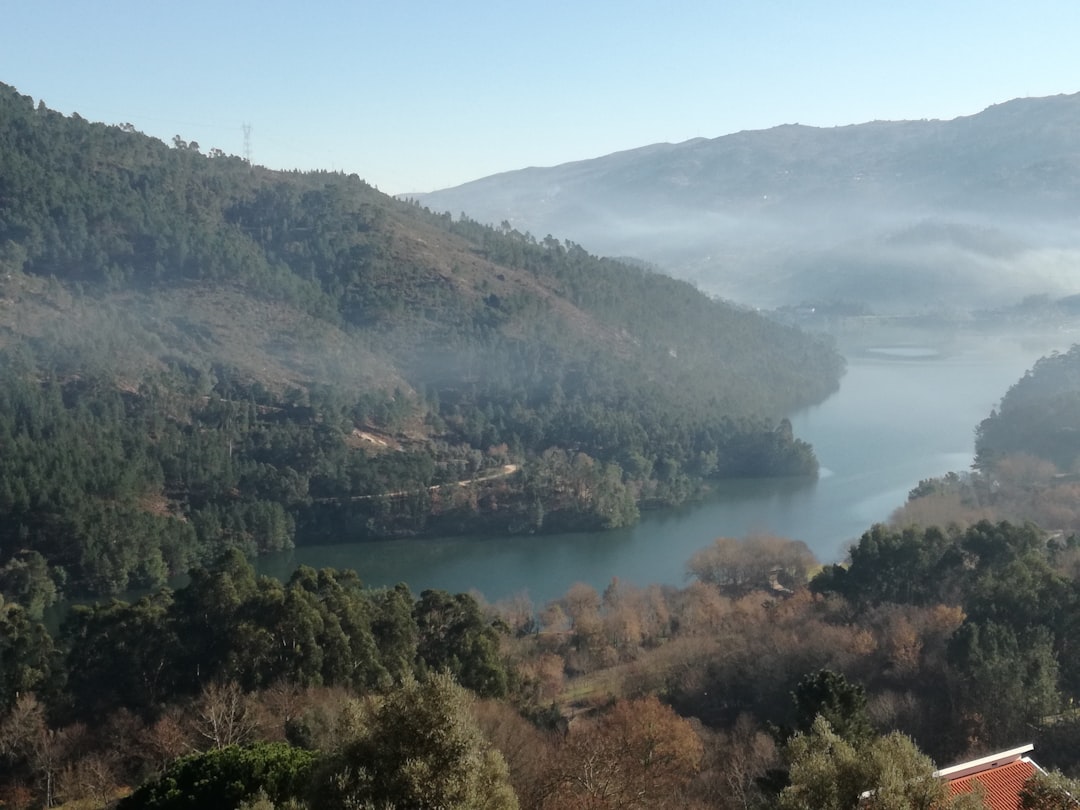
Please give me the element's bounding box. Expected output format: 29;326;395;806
410;196;1080;315
414;92;1080;316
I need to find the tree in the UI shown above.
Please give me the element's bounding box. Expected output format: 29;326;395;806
414;589;508;697
61;592;178;719
118;742;316;810
790;669;873;745
0;597;54;715
778;717;976;810
542;694;703;809
947;621;1060;749
688;534;817;596
369;583;418;684
313;671;518;810
0;551;58;620
0;695;82;809
1020;770;1080;809
190;680;260;751
812;524;954;607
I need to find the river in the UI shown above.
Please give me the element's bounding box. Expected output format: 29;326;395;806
255;329;1070;607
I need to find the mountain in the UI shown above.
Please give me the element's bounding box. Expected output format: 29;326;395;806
413;93;1080;314
0;83;842;598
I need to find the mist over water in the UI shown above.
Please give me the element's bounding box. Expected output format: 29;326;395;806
257;329;1070;605
417;95;1080;316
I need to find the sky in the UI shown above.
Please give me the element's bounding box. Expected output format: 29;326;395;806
3;1;1079;195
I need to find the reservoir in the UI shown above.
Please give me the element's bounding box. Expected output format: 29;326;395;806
256;330;1070;606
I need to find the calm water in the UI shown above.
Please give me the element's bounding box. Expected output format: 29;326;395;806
256;331;1069;606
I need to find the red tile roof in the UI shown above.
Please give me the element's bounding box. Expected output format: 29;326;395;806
944;759;1036;810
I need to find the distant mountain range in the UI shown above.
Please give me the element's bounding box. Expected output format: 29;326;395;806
413;93;1080;314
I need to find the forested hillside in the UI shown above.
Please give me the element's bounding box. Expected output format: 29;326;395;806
888;343;1080;536
0;82;843;601
975;345;1080;472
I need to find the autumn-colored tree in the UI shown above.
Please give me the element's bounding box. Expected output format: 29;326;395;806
694;713;777;810
473;697;555;809
137;709;194;776
517;652;565;703
542;694;703;809
0;695;84;809
687;534;817;596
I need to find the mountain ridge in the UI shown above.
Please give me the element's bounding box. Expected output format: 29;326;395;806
414;92;1080;313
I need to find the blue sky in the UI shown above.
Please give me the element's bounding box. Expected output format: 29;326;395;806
3;1;1078;194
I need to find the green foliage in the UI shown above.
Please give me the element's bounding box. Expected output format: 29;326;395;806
812;520;1071;749
947;621;1060;749
62;591;179;719
776;718;991;810
778;717;946;810
1020;769;1080;809
369;583;420;685
166;556;395;697
312;671;518;810
0;551;57;620
118;742;316;810
976;345;1080;472
790;670;873;745
813;520;1070;631
414;589;508;697
0;597;54;715
55;554;513;721
811;523;956;607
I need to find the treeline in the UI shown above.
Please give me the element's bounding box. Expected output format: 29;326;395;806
0;551;518;809
0;346;821;602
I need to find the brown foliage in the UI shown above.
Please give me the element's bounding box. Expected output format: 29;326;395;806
890;491;993;531
473;698;556;808
693;714;778;810
0;695;88;809
517;653;566;703
541;695;703;810
56;752;120;808
687;534;818;595
670;581;733;636
137;708;193;774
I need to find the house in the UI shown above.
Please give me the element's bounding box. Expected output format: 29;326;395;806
935;744;1039;810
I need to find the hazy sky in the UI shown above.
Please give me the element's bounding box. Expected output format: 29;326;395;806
4;1;1078;194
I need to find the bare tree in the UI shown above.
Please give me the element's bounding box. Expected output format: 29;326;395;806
189;680;260;750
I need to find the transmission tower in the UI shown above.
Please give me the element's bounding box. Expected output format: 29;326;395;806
242;123;252;165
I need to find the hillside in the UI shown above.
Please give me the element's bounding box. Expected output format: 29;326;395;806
0;83;843;599
414;93;1080;314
